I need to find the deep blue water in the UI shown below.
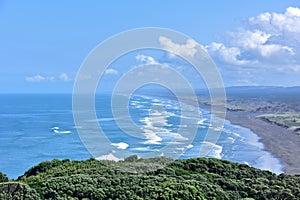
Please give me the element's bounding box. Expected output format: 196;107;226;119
0;94;283;178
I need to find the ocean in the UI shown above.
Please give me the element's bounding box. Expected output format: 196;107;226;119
0;94;283;178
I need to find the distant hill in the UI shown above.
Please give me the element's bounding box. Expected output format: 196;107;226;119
1;157;300;199
226;86;300;96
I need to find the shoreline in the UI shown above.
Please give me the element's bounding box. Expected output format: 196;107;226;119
223;110;300;174
195;99;300;174
156;94;300;174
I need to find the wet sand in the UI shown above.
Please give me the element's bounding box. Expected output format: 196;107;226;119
225;110;300;174
162;94;300;174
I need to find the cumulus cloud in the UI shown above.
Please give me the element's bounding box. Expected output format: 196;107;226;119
230;29;295;57
207;6;300;75
135;54;158;65
249;7;300;39
232;29;271;49
159;36;198;58
104;68;119;75
207;42;255;65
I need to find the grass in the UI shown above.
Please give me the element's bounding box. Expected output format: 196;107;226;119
258;113;300;134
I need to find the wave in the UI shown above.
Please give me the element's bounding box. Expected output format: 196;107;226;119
197;118;207;124
51;126;72;134
59;131;72;134
227;137;236;143
253;152;283;174
97;118;115;122
200;141;223;159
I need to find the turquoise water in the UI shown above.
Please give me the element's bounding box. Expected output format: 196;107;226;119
0;94;283;178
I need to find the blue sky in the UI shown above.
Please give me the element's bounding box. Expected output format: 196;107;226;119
0;1;300;93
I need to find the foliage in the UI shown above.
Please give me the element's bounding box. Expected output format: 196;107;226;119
0;157;300;199
0;182;40;200
0;171;8;183
259;113;300;134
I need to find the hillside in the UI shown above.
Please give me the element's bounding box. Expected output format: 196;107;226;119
1;157;300;199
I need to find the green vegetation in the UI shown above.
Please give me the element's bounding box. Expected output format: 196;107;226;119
0;172;8;183
1;157;300;199
0;182;40;199
258;113;300;134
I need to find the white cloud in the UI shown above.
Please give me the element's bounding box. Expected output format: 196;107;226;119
203;7;300;86
232;29;270;49
226;29;295;58
104;68;119;75
159;36;198;58
59;73;71;81
249;7;300;41
135;54;158;65
26;73;72;82
208;42;255;65
208;6;300;76
26;75;46;82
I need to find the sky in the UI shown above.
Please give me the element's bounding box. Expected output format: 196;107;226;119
0;0;300;93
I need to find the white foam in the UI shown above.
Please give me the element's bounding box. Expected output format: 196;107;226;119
253;152;284;174
212;126;224;132
166;112;176;117
152;99;160;103
227;137;235;143
173;133;188;141
197;118;207;124
200;142;223;159
59;131;72;134
112;142;129;150
52;127;71;134
135;105;144;109
130;100;139;104
97;117;114;122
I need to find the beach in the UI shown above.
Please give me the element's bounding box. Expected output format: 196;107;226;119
193;86;300;175
197;97;300;174
224;110;300;174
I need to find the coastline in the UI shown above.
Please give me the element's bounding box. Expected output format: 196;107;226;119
158;95;288;173
156;94;298;174
223;110;300;174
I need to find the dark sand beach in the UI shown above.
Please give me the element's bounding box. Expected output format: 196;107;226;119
194;87;300;174
153;89;300;174
225;110;300;174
